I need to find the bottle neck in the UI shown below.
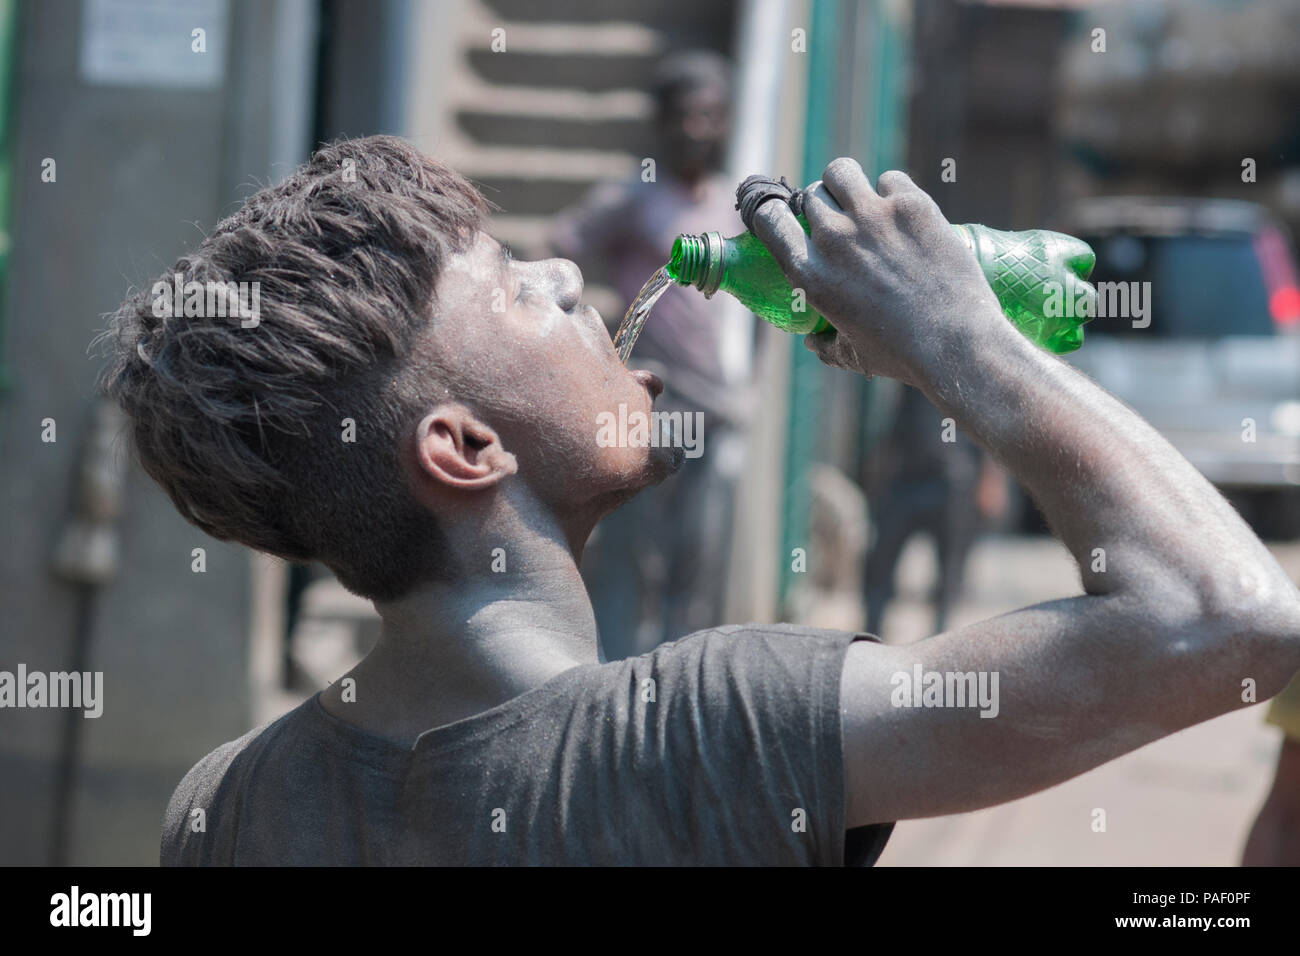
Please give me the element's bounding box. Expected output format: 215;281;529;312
668;232;725;296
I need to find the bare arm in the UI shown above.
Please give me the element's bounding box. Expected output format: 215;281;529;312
751;159;1300;826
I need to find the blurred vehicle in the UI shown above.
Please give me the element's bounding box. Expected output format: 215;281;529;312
1062;197;1300;539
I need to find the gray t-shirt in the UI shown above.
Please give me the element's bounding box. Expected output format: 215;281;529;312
161;624;894;866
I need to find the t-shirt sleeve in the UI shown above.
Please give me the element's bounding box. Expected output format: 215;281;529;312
160;731;258;866
161;752;219;866
637;624;891;866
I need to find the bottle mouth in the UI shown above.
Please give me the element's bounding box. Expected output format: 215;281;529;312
669;232;724;296
669;234;707;286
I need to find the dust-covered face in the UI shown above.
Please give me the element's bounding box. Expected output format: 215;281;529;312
426;231;683;515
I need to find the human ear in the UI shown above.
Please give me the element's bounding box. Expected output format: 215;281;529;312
412;405;517;491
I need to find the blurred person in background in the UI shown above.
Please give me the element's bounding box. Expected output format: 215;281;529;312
1243;672;1300;865
862;384;1007;636
282;562;328;689
550;50;748;660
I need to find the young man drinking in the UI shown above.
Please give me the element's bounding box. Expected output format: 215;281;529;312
101;137;1300;865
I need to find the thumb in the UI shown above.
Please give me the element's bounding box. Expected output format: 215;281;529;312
804;328;865;375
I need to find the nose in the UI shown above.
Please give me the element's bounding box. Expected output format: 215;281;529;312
535;257;584;312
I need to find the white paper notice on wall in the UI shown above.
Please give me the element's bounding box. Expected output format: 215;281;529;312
80;0;229;89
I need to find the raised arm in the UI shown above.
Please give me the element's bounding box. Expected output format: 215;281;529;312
752;158;1300;827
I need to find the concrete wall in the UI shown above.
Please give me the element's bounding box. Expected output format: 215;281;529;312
0;0;313;865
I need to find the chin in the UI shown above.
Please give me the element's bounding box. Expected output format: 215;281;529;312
594;446;684;513
647;443;686;482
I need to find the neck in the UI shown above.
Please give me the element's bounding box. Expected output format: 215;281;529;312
319;501;603;745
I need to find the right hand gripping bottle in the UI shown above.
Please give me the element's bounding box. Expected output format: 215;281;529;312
665;174;1097;355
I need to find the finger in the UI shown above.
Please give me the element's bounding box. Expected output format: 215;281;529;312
804;328;861;373
800;181;845;233
821;157;875;212
875;169;920;198
806;330;857;371
750;196;812;279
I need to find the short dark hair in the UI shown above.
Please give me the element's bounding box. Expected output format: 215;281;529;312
651;49;732;114
101;135;489;601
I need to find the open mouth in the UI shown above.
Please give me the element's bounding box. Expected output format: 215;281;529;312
577;300;662;398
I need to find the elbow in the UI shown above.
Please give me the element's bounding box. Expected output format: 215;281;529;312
1251;586;1300;669
1192;571;1300;695
1199;565;1300;637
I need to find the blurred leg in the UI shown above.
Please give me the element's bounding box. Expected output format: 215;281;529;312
663;434;736;644
864;480;935;636
934;480;980;633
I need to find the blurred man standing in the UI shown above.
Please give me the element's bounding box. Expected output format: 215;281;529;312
550;50;747;659
862;384;1007;636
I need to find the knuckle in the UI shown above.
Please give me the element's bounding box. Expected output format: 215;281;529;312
876;169;912;192
890;190;932;222
824;157;860;181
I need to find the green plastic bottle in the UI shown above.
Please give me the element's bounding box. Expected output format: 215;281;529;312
666;220;1098;354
